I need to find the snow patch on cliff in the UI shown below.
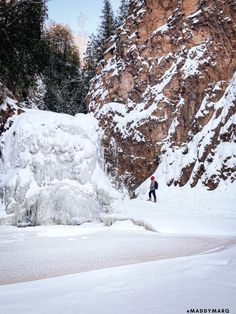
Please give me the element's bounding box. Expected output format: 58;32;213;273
182;43;211;79
152;24;169;36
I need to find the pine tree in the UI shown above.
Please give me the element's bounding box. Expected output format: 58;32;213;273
44;23;80;82
43;23;86;114
0;0;47;95
0;1;88;114
116;0;130;27
97;0;116;61
99;0;116;40
82;0;117;109
82;0;116;76
83;34;99;82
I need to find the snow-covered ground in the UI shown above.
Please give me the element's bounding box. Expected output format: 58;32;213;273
0;222;235;314
0;195;236;314
1;222;234;285
104;186;236;236
1;247;235;314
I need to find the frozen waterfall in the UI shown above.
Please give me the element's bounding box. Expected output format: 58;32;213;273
0;109;121;226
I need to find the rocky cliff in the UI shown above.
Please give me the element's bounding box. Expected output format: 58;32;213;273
0;82;24;136
86;0;236;193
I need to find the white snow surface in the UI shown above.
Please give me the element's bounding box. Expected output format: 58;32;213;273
0;94;18;111
0;109;121;226
152;23;169;36
104;191;236;236
182;43;211;79
2;222;234;285
0;222;235;314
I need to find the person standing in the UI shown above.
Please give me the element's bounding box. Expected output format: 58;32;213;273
149;176;157;202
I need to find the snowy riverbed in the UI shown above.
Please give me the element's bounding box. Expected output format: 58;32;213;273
1;246;236;314
1;222;234;285
1;195;236;313
0;220;235;314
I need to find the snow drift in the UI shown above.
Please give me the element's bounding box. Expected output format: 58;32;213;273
0;109;121;226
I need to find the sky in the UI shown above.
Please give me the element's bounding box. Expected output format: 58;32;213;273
47;0;121;55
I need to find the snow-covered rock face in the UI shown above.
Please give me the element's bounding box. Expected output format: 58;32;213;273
0;110;120;226
86;0;236;192
0;82;24;135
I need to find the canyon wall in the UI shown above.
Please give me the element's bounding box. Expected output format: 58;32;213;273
86;0;236;193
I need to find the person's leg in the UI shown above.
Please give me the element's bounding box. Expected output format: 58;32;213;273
150;190;155;201
148;190;152;200
153;190;156;202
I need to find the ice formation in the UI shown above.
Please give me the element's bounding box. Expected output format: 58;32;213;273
0;109;121;226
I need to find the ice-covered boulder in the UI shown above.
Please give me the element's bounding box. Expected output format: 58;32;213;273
0;109;121;226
